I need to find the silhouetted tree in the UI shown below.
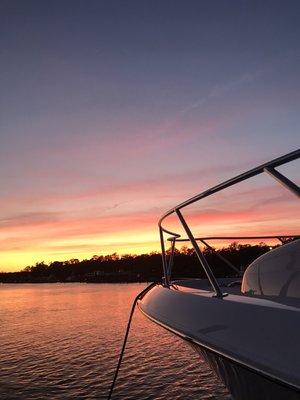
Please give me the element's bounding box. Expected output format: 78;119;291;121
0;242;282;283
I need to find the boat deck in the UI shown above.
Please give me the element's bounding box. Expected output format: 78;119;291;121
171;278;242;295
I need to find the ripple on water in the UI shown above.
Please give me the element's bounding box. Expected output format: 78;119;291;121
0;283;231;400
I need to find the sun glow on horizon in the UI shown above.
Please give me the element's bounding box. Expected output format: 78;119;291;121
1;184;299;273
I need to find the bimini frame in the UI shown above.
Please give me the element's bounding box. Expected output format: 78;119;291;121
158;149;300;297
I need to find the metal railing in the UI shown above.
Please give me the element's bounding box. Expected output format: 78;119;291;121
166;234;300;280
158;149;300;297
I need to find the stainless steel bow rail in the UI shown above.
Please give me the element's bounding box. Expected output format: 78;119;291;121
158;149;300;297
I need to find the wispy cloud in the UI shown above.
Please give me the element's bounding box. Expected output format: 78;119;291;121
181;73;258;114
0;212;61;228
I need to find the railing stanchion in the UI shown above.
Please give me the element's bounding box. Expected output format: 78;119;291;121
167;238;176;281
159;227;169;286
175;209;225;298
264;167;300;198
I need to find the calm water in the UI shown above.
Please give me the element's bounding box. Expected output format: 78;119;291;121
0;283;230;399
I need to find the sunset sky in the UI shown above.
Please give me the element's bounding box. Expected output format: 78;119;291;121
1;1;299;271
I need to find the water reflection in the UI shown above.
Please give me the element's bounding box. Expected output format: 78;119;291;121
0;283;230;399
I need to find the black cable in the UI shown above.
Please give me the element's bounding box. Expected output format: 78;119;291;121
107;282;158;400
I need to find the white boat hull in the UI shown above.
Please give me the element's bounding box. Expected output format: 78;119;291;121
191;342;298;400
138;281;300;399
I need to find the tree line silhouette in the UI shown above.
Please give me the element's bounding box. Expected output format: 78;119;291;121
0;242;275;283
